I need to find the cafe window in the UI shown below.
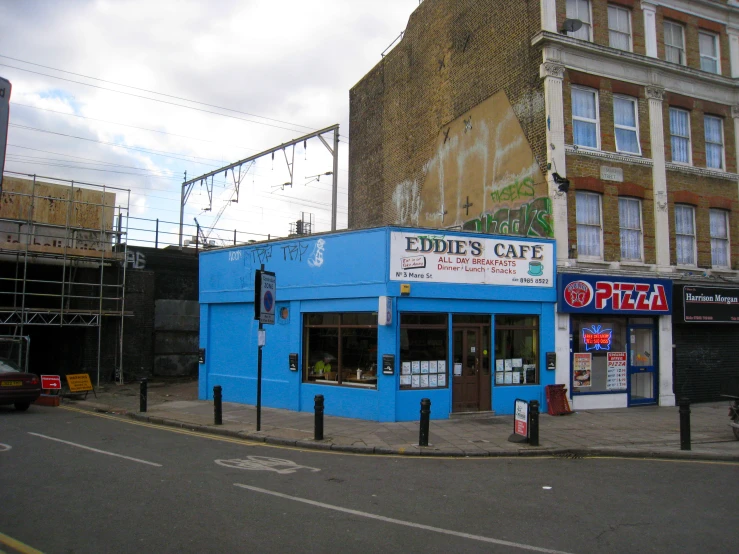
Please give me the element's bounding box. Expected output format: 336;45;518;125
303;312;378;388
399;313;448;390
571;317;628;394
494;316;538;385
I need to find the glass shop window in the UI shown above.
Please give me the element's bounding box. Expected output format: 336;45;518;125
571;317;627;394
399;313;448;390
303;312;378;388
494;316;539;386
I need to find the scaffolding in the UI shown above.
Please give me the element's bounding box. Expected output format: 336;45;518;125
0;171;130;385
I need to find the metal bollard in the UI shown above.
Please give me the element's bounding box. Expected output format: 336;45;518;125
314;395;324;441
419;398;431;447
139;378;147;413
214;385;223;426
529;400;540;446
679;397;691;451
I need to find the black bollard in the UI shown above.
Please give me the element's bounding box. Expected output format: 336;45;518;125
679;397;691;451
529;400;540;446
314;395;324;441
139;378;147;413
214;385;223;426
419;398;431;447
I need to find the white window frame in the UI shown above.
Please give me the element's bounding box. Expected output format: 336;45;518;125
608;4;632;52
669;107;692;165
576;191;604;261
664;21;686;65
571;86;600;150
619;197;644;262
566;0;593;42
699;31;721;74
613;95;641;155
675;204;697;266
709;209;731;269
704;115;725;171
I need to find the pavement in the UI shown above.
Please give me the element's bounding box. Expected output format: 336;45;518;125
58;379;739;461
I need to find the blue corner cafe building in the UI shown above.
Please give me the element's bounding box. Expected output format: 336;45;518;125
198;227;557;421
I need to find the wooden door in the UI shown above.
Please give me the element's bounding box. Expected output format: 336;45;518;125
452;327;482;412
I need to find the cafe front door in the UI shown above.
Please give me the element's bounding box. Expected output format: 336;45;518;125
452;318;491;412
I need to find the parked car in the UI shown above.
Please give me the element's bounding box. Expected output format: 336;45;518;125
0;358;40;411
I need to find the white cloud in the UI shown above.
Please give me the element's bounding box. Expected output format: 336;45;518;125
1;0;419;242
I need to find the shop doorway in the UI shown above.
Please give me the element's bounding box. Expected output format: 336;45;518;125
627;325;657;405
452;317;491;412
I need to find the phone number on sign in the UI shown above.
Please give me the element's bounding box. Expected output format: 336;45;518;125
516;277;549;284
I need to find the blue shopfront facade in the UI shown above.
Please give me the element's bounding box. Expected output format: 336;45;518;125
199;227;557;421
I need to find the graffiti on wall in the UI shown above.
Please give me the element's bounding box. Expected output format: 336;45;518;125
390;90;551;238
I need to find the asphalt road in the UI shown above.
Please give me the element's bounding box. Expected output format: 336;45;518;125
1;405;737;554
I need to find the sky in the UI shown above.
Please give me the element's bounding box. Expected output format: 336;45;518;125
0;0;421;247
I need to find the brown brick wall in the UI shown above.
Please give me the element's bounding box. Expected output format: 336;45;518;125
348;0;545;228
557;0;646;55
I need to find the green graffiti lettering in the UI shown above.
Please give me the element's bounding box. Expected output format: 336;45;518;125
464;197;553;238
489;177;536;204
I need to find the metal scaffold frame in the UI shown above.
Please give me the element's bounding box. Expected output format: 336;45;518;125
0;170;131;386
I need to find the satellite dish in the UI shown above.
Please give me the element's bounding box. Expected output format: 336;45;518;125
561;18;583;34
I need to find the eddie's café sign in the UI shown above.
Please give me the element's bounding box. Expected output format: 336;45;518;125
389;232;553;287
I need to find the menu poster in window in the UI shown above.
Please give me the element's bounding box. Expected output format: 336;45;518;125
438;374;447;387
523;364;536;384
573;353;592;387
454;363;463;376
495;373;504;384
420;375;429;388
606;352;627;390
411;375;420;388
429;360;438;372
429;374;438;387
412;361;421;374
512;358;523;368
421;361;429;374
401;362;411;375
400;375;412;386
505;359;512;372
496;359;504;372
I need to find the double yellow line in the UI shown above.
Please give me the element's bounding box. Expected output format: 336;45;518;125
0;531;44;554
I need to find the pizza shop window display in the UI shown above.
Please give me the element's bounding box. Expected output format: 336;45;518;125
571;317;628;394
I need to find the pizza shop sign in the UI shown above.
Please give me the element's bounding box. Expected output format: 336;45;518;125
557;274;672;315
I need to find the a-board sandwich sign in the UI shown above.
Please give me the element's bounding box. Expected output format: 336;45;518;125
508;399;529;443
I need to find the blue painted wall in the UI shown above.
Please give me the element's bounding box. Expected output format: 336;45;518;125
199;227;556;421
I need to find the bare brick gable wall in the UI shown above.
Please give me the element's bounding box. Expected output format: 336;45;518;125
349;0;546;229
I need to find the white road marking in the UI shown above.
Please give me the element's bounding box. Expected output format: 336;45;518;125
0;443;11;452
234;484;575;554
216;456;320;474
28;432;162;467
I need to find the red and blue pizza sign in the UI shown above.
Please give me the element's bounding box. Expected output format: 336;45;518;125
558;274;672;315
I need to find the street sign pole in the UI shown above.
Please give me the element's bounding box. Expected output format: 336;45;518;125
254;263;275;432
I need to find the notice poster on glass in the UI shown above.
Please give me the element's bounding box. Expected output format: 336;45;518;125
429;360;438;373
523;364;536;384
411;375;420;388
573;353;592;387
454;363;463;376
438;374;447;387
512;372;521;384
420;375;429;388
495;373;504;384
495;359;504;372
429;374;438;387
438;361;446;374
421;361;429;374
505;359;512;372
504;373;513;384
606;352;627;390
400;375;412;386
401;362;411;375
512;358;523;368
412;361;421;374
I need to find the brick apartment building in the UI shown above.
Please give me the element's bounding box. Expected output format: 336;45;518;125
348;0;739;409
